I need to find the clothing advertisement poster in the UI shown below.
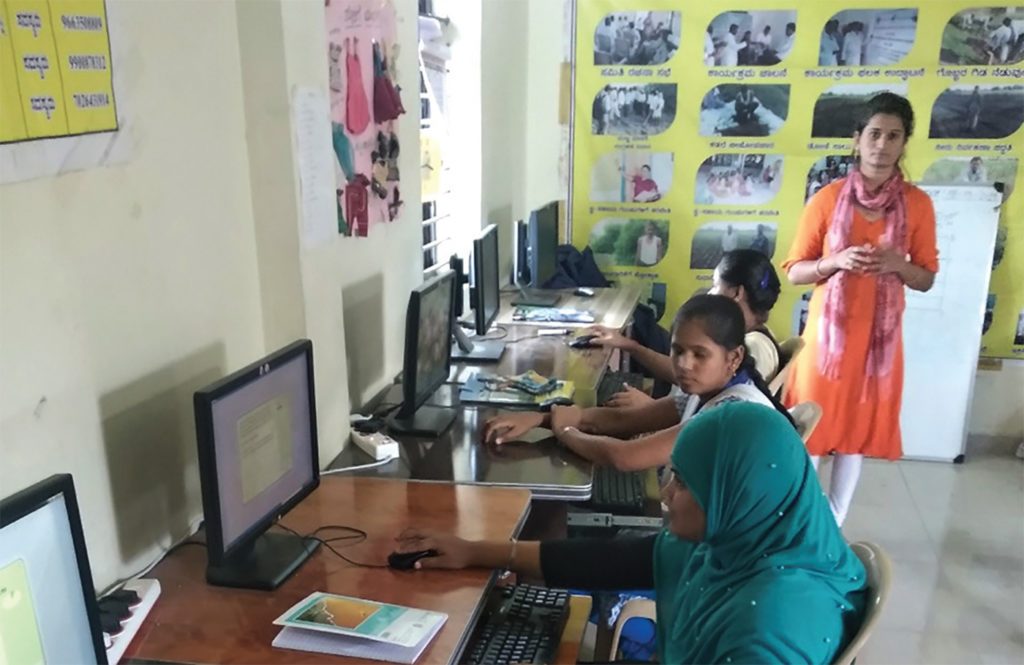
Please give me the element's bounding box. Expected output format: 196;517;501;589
325;0;404;237
570;1;1024;359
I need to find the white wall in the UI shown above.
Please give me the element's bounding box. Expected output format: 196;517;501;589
0;0;422;592
480;0;530;275
523;0;566;215
0;0;264;590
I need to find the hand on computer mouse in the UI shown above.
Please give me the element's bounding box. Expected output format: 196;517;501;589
586;326;632;351
568;334;599;349
393;528;474;570
387;548;440;570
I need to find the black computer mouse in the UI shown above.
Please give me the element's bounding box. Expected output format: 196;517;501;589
387;548;440;570
569;334;599;349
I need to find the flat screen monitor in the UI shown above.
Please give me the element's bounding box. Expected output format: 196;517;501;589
529;201;560;288
472;224;501;336
0;474;107;664
390;270;458;436
513;219;530;286
193;339;320;590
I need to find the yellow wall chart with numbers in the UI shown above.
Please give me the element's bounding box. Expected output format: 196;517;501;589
1;0;116;144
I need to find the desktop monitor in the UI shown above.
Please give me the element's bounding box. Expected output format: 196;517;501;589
512;218;530;287
528;200;560;289
472;224;501;336
194;339;320;590
510;204;561;307
451;225;507;363
448;253;466;319
389;270;458;436
0;474;107;664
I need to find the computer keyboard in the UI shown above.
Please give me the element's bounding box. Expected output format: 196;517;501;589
591;465;647;515
596;370;645;406
464;584;570;665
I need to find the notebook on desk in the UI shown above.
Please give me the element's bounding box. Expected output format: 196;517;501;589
271;592;447;664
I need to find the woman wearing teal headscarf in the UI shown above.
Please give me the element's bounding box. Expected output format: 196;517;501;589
395;402;867;663
655;401;866;662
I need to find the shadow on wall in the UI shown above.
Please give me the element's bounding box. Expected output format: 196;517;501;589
100;343;227;563
344;272;386;408
488;203;515;284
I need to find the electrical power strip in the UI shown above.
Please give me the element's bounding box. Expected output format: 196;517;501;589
105;578;161;664
351;429;400;460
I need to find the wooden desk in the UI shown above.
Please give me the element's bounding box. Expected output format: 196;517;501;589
494;285;644;330
555;595;593;664
126;478;542;665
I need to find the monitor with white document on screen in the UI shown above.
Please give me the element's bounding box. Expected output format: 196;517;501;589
193;339;321;590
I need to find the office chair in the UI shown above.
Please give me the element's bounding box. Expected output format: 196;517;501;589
606;541;892;664
789;401;823;443
768;337;806;398
608;598;656;662
832;541;893;665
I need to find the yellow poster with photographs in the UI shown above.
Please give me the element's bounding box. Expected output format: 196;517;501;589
570;1;1024;359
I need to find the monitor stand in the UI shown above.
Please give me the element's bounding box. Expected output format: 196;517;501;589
206;531;319;591
510;287;560;308
451;325;505;362
388;405;457;437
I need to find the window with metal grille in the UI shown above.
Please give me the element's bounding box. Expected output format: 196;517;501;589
419;12;453;277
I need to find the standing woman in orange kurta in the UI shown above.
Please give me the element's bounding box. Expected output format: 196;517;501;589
783;93;938;526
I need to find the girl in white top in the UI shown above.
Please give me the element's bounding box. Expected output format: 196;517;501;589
587;249;783;411
482;295;795;471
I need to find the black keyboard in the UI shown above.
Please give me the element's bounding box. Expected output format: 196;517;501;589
591;466;646;514
596;370;645;406
464;584;570;665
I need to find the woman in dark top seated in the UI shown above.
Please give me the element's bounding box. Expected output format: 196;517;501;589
395;403;867;663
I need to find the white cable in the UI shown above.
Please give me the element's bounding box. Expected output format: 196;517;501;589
321;455;398;475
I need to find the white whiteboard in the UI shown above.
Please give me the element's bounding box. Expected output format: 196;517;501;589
900;185;1001;462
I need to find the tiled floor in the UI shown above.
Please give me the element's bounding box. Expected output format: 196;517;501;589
838;449;1024;664
578;445;1024;663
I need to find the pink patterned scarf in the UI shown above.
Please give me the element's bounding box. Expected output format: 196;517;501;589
819;170;908;387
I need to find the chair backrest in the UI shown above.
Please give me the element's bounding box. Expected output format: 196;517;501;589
788;401;822;443
608;598;657;662
832;541;893;665
608;542;892;664
768;336;805;398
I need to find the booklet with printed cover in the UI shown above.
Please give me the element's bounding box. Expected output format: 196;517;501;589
272;592;447;663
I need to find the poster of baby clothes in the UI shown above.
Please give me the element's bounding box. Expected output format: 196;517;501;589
325;0;405;237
